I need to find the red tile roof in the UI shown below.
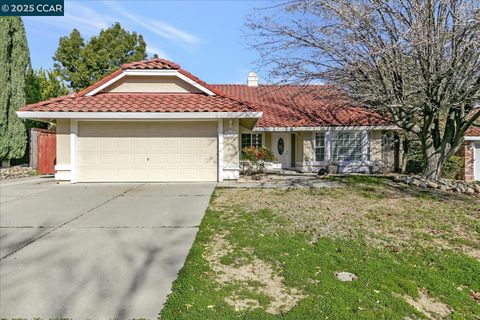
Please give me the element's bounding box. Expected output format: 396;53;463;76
466;126;480;136
20;93;255;113
465;110;480;136
122;58;180;70
212;85;392;128
19;58;393;127
76;69;123;97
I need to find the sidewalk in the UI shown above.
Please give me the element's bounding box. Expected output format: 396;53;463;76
0;175;54;187
219;174;339;189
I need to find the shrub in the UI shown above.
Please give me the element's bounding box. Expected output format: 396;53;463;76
441;155;464;180
240;146;275;163
406;159;424;175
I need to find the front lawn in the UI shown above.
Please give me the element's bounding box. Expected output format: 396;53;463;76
160;176;480;319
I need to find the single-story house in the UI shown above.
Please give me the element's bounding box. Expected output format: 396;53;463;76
17;59;398;183
464;126;480;181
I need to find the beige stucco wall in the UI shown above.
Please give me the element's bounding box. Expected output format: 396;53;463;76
103;75;202;93
223;119;239;168
264;132;271;149
56;119;70;165
370;130;383;162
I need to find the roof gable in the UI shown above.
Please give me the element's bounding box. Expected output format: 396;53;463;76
77;58;221;97
102;75;203;94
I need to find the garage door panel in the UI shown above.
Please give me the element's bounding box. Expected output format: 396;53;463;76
100;153;116;164
78;153;99;165
77;121;217;182
147;139;167;150
148;153;167;164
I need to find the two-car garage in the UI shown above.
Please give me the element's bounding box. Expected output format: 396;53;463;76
16;58;262;183
76;121;218;182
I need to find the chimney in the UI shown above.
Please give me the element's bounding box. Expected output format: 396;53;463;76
247;72;258;87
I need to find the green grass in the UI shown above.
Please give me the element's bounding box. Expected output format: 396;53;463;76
160;177;480;319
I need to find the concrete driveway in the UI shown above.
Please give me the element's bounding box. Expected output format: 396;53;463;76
0;177;215;319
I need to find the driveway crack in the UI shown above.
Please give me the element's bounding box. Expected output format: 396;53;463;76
0;184;143;261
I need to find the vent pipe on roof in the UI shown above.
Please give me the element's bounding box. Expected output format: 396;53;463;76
247;72;258;87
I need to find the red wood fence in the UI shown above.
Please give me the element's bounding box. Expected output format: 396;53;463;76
36;129;56;174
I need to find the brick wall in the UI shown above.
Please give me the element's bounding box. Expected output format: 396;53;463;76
464;143;475;181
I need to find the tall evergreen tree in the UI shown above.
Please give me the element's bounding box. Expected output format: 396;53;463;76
0;17;29;166
54;22;147;90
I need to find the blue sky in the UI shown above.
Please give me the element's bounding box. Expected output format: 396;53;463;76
24;0;275;84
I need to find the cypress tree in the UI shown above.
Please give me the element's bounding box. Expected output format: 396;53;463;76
0;17;29;166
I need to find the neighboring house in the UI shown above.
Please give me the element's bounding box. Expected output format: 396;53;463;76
464;126;480;181
17;59;398;183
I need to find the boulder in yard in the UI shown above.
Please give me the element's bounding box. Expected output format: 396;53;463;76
335;271;358;282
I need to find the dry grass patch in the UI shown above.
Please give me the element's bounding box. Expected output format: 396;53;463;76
212;178;480;257
402;289;452;319
204;232;304;314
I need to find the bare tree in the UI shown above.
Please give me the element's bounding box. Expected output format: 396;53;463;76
247;0;480;180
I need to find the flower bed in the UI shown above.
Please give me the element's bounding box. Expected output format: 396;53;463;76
240;146;276;175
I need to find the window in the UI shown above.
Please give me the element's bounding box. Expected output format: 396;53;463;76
332;132;364;162
315;133;326;161
241;133;262;149
277;138;284;155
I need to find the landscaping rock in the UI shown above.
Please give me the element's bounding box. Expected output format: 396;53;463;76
466;188;475;194
335;272;358;282
427;181;438;189
394;174;480;197
0;165;37;180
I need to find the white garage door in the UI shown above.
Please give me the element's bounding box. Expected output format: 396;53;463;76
77;121;218;182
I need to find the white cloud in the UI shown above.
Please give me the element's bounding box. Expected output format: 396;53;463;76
146;45;170;59
104;1;200;46
149;20;199;45
26;1;115;35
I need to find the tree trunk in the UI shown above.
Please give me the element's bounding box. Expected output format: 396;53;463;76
422;152;444;180
2;160;10;168
400;137;410;173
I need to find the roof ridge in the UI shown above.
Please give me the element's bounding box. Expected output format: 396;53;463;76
121;58;180;69
212;83;333;87
95;92;208;96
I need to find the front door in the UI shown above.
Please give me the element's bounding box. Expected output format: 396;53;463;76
272;132;290;169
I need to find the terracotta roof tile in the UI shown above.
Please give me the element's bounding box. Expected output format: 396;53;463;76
212;84;391;127
19;58;394;128
466;126;480;136
121;58;180;70
76;69;123;97
20;93;254;113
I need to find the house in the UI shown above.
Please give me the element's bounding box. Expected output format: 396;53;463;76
464;126;480;181
17;59;398;183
